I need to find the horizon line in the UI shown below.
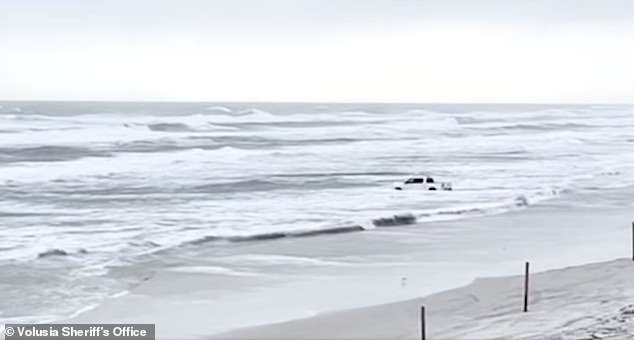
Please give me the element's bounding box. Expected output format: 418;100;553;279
1;99;633;106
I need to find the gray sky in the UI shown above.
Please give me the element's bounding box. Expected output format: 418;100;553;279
2;0;634;102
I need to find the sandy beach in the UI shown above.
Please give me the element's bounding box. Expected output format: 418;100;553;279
63;189;634;340
215;258;634;340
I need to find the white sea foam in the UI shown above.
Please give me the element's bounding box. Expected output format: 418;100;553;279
2;103;634;327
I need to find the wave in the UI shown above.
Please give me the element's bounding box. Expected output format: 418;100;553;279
112;139;190;153
181;195;538;247
12;177;375;198
0;146;111;164
37;249;68;258
0;112;62;121
236;108;273;116
37;248;88;258
204;105;233;114
127;241;161;248
213;120;372;129
106;134;371;155
0;211;56;217
112;139;238;153
186;135;369;148
452;148;533;161
458;119;620;132
0;132;373;165
192;179;281;194
29;192;550;262
37;249;69;258
413;194;540;222
146;123;194;132
371;214;417;226
120;120;233;133
187;225;367;246
192;177;372;194
185;213;416;247
273;171;408;178
495;122;596;131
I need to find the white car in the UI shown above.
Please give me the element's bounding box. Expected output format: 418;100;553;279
394;176;452;191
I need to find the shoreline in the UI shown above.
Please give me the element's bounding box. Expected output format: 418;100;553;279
60;192;634;339
214;258;634;340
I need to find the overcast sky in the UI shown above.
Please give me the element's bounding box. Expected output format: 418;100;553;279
1;0;634;102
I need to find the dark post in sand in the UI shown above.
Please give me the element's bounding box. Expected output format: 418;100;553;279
523;261;530;312
420;305;426;340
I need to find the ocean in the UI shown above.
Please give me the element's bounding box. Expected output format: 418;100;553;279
1;101;633;328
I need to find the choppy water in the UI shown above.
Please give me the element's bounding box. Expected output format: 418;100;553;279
1;101;634;326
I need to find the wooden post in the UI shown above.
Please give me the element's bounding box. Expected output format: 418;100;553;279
631;222;634;261
420;305;426;340
524;262;530;313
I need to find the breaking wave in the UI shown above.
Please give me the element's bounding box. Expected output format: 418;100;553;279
180;194;541;248
187;225;366;246
371;214;417;227
205;105;233;113
37;248;87;258
37;249;69;258
0;134;375;163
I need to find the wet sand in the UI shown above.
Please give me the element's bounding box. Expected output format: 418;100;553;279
66;191;634;339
